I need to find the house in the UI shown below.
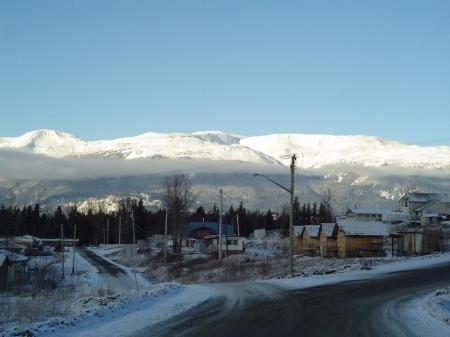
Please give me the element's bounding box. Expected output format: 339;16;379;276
420;213;444;226
396;229;444;255
399;192;450;215
319;223;339;257
336;220;388;258
345;208;390;222
182;222;235;239
203;235;245;254
0;250;29;289
293;225;304;253
300;225;321;256
382;211;410;223
413;200;450;219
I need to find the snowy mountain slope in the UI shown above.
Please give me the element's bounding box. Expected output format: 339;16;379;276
241;134;450;170
0;130;279;164
1;129;450;170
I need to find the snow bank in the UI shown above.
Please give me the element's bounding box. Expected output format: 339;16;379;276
267;252;450;289
4;283;216;337
422;287;450;326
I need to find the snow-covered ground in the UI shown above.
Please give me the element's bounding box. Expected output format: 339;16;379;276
268;252;450;289
421;286;450;326
4;283;215;337
1;247;217;337
4;247;450;337
394;286;450;337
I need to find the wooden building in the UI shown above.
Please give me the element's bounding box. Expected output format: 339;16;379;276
300;225;321;256
336;220;388;258
0;254;10;291
319;223;339;257
294;225;304;253
397;229;444;255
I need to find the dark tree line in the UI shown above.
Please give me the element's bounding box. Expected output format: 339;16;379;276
0;198;333;244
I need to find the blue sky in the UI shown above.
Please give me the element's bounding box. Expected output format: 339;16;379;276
1;0;449;144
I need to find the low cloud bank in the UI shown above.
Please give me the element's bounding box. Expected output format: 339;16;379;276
0;149;286;180
0;149;448;181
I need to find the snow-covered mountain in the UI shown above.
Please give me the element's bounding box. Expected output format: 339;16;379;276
1;129;450;171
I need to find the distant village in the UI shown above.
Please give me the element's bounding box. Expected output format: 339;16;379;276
1;191;450;292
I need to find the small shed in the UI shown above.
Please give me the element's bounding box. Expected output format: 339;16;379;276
319;223;339;258
336;220;388;258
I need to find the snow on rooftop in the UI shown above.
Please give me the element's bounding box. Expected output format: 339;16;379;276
337;220;388;237
320;223;337;237
349;208;391;215
304;225;320;237
405;192;450;203
294;225;304;236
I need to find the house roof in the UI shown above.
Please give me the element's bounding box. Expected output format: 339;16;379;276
414;199;450;213
348;208;390;215
320;223;337;237
304;225;320;237
337;220;388;237
402;192;450;203
0;249;28;262
182;222;234;238
293;225;304;236
0;254;7;266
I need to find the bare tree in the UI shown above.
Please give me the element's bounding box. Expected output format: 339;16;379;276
162;173;196;256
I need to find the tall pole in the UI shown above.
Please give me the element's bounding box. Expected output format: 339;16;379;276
118;213;122;245
106;217;109;245
131;207;140;294
60;223;65;279
72;223;76;275
236;213;240;237
289;154;297;275
218;189;223;262
164;210;168;264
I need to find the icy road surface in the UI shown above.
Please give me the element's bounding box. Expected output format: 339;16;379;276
136;263;450;337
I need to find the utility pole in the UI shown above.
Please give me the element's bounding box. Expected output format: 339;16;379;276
130;207;140;294
253;153;297;275
289;154;297;275
106;217;109;245
164;210;168;264
60;223;65;279
236;213;240;237
218;189;223;262
72;223;77;275
118;213;122;245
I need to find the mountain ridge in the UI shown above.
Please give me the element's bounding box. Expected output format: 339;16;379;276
1;129;450;171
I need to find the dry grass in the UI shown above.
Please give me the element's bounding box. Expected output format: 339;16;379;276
148;254;275;283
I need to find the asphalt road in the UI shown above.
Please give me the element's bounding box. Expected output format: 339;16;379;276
79;247;137;292
138;263;450;337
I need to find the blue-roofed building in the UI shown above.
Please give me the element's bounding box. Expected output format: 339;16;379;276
182;222;235;239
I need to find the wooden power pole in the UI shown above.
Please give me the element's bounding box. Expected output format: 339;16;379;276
72;223;77;275
60;223;65;279
218;189;223;262
164;210;168;264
